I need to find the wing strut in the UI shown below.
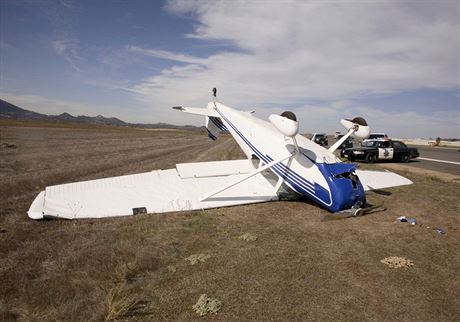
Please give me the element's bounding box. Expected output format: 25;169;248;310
328;128;355;153
200;153;293;201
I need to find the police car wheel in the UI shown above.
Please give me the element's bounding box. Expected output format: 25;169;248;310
401;153;410;163
366;153;376;163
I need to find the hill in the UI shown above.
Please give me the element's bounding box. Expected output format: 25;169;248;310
0;99;202;130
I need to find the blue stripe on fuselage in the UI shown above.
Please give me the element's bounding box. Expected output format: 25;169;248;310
210;116;228;132
207;129;217;140
215;108;333;207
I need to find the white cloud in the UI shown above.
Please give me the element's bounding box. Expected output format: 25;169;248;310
52;37;81;72
127;46;208;65
262;102;460;139
124;0;460;137
349;106;460;139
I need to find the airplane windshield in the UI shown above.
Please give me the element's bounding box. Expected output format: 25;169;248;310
362;141;378;147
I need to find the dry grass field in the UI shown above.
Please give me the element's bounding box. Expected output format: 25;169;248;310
1;121;459;321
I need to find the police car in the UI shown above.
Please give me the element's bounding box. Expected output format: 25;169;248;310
341;139;419;163
312;133;328;146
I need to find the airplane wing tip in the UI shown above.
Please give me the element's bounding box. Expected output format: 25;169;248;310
28;190;45;220
28;211;44;220
356;169;413;191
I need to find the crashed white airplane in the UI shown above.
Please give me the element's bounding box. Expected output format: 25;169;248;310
28;89;412;220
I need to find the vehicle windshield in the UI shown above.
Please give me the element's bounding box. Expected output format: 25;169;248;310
369;134;384;139
361;141;379;147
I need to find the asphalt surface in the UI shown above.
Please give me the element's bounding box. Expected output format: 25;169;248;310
405;145;460;175
306;136;459;175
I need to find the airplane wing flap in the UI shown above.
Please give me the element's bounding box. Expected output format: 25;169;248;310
356;169;413;191
29;168;278;219
176;159;255;178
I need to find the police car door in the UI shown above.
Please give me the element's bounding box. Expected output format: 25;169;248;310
378;141;394;160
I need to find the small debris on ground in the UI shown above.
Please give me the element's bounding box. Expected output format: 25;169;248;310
238;233;257;242
381;256;414;269
397;216;417;225
167;265;177;273
435;227;446;235
192;294;222;316
185;253;211;265
0;142;17;149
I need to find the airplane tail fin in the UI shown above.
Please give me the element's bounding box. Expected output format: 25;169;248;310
173;88;228;141
206;116;228;140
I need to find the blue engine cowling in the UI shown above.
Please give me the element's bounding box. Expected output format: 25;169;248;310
315;162;366;212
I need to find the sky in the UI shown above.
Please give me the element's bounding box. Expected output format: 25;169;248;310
1;0;459;138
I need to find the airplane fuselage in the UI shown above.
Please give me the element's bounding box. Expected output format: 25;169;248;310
211;101;366;212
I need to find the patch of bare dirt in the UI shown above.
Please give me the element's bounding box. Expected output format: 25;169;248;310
184;253;211;265
192;294;222;316
381;256;415;269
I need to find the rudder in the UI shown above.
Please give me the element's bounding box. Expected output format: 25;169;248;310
206;116;228;140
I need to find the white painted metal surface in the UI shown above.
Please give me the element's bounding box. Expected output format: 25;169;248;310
200;154;293;201
176;159;255;178
356;169;413;191
28;166;278;219
175;106;219;117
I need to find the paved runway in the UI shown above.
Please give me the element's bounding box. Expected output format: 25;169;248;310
405;145;460;175
324;137;459;175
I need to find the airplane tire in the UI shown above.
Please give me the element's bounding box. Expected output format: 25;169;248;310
280;111;297;121
366;153;376;164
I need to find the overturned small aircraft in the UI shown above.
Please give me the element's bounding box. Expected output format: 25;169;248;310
28;89;411;219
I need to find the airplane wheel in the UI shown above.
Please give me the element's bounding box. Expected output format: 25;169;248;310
366;154;376;164
280;111;297;121
401;153;410;163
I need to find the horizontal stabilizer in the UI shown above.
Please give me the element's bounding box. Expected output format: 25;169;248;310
172;106;219;117
356;169;412;191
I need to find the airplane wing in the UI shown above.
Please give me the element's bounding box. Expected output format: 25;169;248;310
28;159;278;220
356;169;413;191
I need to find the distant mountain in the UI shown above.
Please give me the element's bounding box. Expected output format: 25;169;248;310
0;99;47;120
49;112;128;126
0;99;128;126
0;99;203;130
